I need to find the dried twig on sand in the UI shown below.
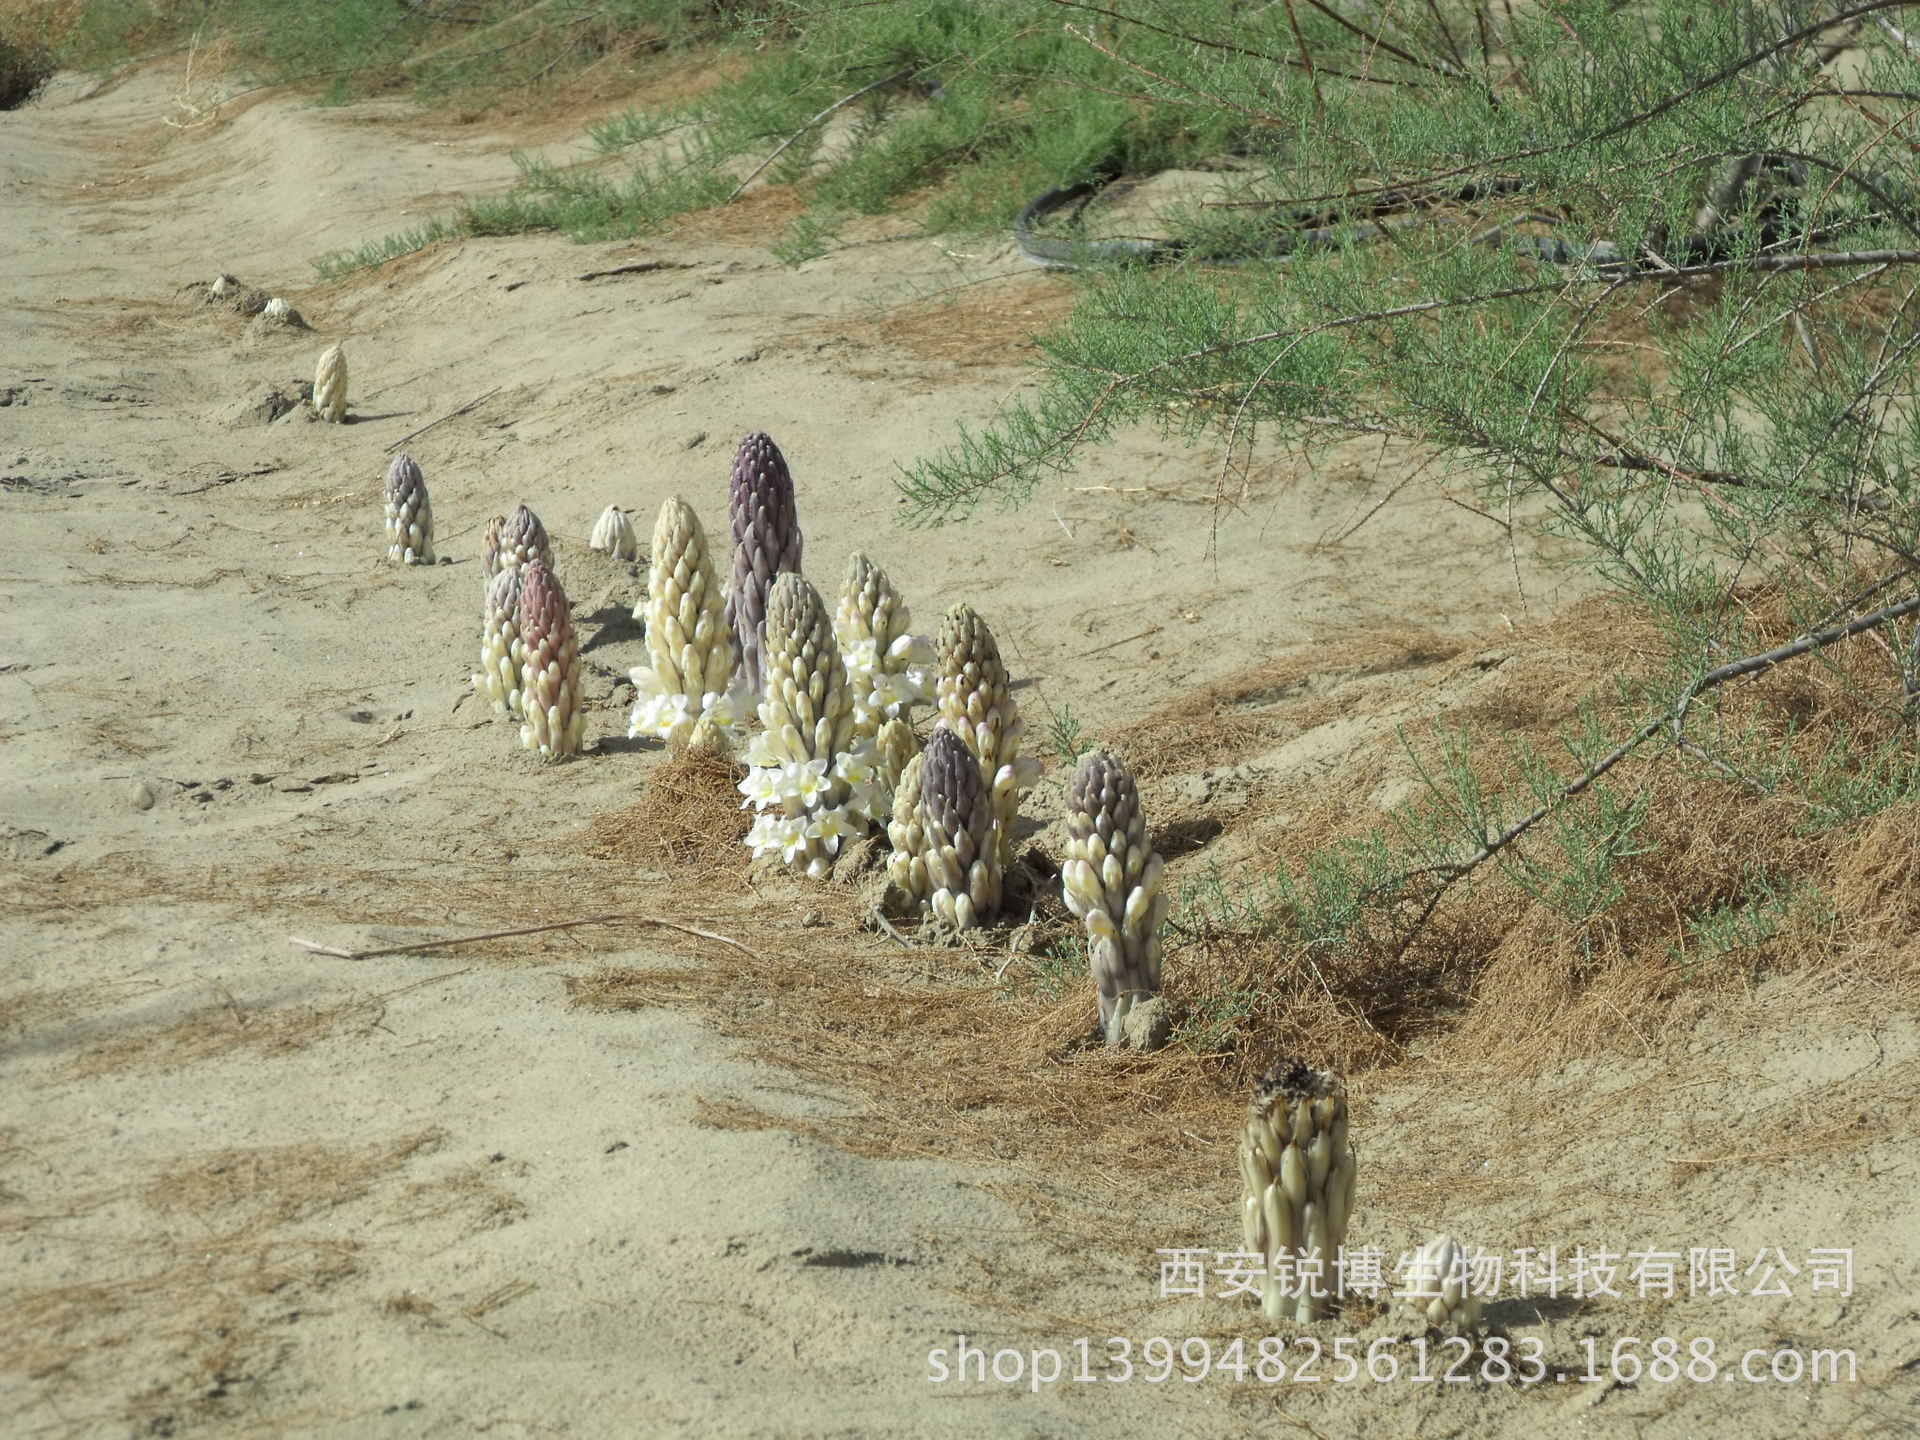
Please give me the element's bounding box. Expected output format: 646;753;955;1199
289;913;759;962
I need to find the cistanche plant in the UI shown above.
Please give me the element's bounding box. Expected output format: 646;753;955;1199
383;452;434;565
1061;750;1168;1046
834;551;934;741
885;750;928;901
629;496;747;748
739;572;881;875
496;502;553;577
312;342;348;423
1239;1059;1357;1324
474;567;524;718
482;514;506;579
516;558;584;760
936;603;1040;869
904;725;1001;931
726;431;802;696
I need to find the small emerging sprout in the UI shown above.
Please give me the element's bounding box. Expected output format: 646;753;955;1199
383;452;434;565
588;504;638;561
258;297;307;328
1402;1235;1484;1335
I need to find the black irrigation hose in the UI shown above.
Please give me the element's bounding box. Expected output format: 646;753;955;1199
1007;173;1840;273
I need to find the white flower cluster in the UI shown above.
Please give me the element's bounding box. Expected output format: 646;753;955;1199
628;669;751;747
738;734;889;878
840;633;935;731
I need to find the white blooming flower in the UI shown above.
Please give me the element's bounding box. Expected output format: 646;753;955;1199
746;812;784;855
738;766;783;810
846;778;888;821
806;805;854;856
776;815;812;865
833;742;877;787
782;757;831;809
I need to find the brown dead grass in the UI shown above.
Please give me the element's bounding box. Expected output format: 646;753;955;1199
668;182;810;247
1;1127;450;1428
584;741;752;881
393;1161;530;1235
1107;624;1470;782
792;272;1077;372
68;992;385;1078
144;1131;444;1225
2;1235;361;1413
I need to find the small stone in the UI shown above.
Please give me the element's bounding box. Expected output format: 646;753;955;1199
800;909;826;928
129;781;156;811
1121;996;1172;1052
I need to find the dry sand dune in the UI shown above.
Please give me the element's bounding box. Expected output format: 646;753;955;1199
3;63;1916;1439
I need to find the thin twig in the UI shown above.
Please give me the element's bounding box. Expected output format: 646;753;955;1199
866;908;914;947
290;912;761;962
1042;0;1423;86
725;70;909;203
1387;591;1920;925
383;386;502;453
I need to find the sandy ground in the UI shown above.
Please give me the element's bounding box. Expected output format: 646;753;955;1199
3;62;1917;1440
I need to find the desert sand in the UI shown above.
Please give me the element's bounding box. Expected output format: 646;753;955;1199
3;60;1916;1439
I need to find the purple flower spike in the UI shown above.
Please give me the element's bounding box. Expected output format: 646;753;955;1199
725;431;802;695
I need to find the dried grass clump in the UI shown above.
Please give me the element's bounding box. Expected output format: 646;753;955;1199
584;743;750;878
